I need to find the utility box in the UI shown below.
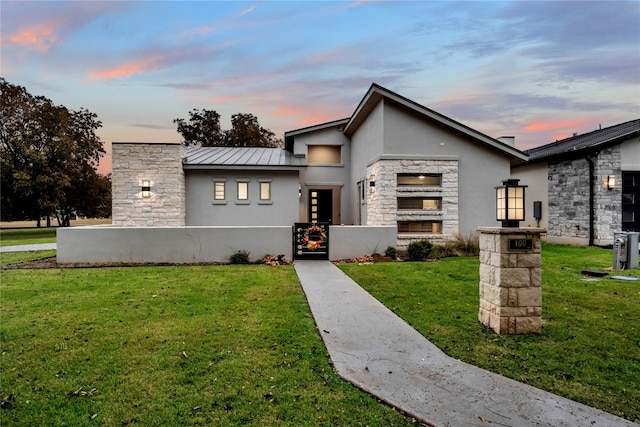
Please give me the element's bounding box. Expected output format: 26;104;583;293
613;231;639;270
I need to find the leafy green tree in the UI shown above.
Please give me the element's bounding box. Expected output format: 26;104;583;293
173;109;224;146
224;113;281;148
174;109;282;147
0;78;110;226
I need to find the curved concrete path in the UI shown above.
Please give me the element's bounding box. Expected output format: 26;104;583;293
0;243;56;252
294;260;635;427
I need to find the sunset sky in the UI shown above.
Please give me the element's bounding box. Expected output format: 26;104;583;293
2;0;639;175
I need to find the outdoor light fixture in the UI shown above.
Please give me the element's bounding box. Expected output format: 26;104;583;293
141;180;151;198
607;175;615;190
496;179;527;227
369;174;376;192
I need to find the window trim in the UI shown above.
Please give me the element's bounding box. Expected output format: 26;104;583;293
212;179;227;205
258;179;272;205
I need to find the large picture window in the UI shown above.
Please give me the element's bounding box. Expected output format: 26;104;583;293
308;145;341;164
397;221;442;234
397;173;441;186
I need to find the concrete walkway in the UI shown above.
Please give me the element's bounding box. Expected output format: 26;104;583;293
294;260;635;427
0;243;57;252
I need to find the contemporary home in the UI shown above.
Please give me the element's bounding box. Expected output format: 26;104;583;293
111;83;528;250
511;119;640;246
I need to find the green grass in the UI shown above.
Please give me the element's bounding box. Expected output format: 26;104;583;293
339;244;640;423
0;228;57;246
0;265;415;426
0;250;56;267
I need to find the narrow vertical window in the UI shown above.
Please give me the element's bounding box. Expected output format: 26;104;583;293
260;182;271;200
237;182;248;200
214;182;225;200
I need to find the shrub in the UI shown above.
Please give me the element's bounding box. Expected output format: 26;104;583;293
430;244;456;259
229;250;251;264
405;239;433;261
384;246;398;260
449;232;480;256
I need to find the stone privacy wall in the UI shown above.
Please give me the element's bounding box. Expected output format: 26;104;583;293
547;146;621;245
367;158;458;248
478;227;544;334
112;142;186;226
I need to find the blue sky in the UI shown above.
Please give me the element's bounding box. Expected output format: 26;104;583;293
2;0;639;174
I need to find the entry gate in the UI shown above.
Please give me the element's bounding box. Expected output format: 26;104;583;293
293;223;329;260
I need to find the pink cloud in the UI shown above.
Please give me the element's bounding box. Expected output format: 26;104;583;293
89;56;164;80
523;118;592;133
6;24;59;51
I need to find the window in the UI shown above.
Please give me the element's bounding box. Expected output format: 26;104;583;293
308;145;341;164
237;182;248;200
397;197;442;210
214;181;225;200
397;173;441;186
397;221;442;234
260;182;271;200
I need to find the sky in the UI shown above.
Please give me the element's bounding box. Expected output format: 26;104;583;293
2;0;639;175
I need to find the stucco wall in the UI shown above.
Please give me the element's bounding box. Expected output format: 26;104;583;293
112;142;186;226
57;225;396;264
185;170;300;226
379;101;512;235
621;136;640;171
511;162;549;229
293;126;351;224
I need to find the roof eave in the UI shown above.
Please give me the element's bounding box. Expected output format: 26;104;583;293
344;83;528;162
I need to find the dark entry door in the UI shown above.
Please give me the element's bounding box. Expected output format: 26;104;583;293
309;189;332;224
623;172;640;231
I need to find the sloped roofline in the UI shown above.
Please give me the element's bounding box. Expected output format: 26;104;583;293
517;118;640;165
284;118;349;152
343;83;528;161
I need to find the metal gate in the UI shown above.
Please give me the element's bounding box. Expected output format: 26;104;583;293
293;223;329;260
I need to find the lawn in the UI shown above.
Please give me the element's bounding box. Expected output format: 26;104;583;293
0;228;57;246
339;244;640;423
0;265;416;426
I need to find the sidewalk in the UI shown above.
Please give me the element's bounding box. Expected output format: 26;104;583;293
0;243;57;253
294;260;634;427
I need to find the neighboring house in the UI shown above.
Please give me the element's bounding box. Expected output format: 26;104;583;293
112;83;528;249
511;119;640;246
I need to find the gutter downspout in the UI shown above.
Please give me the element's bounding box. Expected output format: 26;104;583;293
585;156;595;246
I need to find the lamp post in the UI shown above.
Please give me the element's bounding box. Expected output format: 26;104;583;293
496;179;527;228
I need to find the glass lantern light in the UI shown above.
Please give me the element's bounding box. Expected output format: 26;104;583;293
496;179;527;227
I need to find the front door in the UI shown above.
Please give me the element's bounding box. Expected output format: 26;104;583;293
309;189;332;224
623;171;640;231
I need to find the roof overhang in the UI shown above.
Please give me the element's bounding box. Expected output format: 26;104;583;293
343;83;529;162
284;118;349;152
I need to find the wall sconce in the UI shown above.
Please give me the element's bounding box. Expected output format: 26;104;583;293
141;180;151;198
607;175;615;190
369;174;376;192
496;179;527;227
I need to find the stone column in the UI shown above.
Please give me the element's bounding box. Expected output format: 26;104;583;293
477;227;545;334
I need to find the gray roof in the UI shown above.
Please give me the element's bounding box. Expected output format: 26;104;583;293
523;119;640;163
183;146;306;170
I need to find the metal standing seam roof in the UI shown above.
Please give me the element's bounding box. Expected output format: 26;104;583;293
183;146;306;168
523;119;640;163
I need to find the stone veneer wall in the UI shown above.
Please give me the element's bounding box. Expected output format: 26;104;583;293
547;146;621;245
366;158;458;248
112;142;186;226
478;227;544;334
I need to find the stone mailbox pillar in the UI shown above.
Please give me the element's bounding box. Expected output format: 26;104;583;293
477;227;545;334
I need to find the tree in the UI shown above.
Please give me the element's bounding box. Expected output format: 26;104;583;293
174;109;282;148
173;109;224;146
0;78;110;226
